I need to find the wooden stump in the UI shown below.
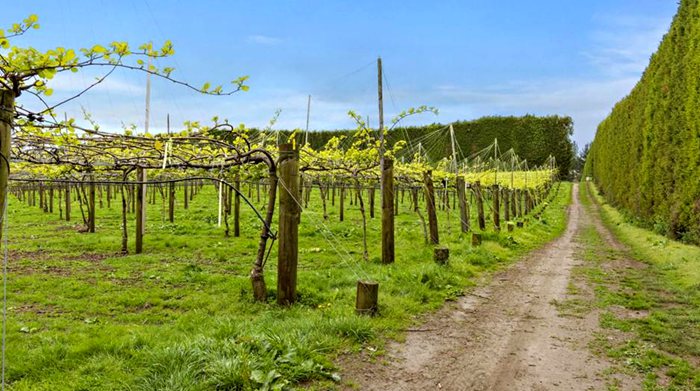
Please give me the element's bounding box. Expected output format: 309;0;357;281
356;280;379;316
471;232;482;246
434;247;449;265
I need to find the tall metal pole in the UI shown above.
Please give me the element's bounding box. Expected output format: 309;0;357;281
304;94;311;146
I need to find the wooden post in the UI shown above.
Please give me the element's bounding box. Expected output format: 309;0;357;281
475;181;486;231
356;280;379;315
456;176;469;233
277;144;300;306
492;184;500;231
183;181;189;209
369;186;375;219
135;168;146;254
88;176;96;233
0;90;12;236
168;181;175;223
339;186;345;222
423;171;439;245
234;175;241;237
504;188;510;222
381;158;395;264
65;184;71;221
49;187;54;213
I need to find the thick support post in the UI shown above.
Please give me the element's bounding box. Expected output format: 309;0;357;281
356;280;379;316
492;184;500;231
65;184;71;221
135;168;147;254
381;158;395;264
423;170;439;245
183;181;189;209
504;188;510;222
234;176;241;237
475;181;486;231
456;176;469;233
88;177;96;233
0;90;12;237
278;144;300;306
168;181;175;223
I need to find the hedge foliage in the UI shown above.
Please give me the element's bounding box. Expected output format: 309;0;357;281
584;0;700;244
281;115;574;178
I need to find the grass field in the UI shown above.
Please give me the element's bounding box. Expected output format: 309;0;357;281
579;182;700;390
5;181;571;390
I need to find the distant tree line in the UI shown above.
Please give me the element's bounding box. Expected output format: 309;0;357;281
266;115;575;178
584;0;700;244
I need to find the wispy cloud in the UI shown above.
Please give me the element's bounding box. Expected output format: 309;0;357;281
583;15;671;77
246;34;282;45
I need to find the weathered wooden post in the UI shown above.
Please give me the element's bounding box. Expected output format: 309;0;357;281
369;186;375;219
183;181;189;209
381;158;395;264
492;184;500;231
65;184;71;221
504;188;510;222
356;280;379;315
456;176;469;233
88;176;96;233
339;186;345;222
168;181;175;223
234;176;241;237
423;170;439;245
135;168;146;254
474;181;486;231
278;143;300;306
0;90;12;236
49;187;54;213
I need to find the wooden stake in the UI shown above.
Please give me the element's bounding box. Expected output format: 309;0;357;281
424;171;439;245
277;143;300;306
135;168;146;254
356;280;379;316
381;158;395;264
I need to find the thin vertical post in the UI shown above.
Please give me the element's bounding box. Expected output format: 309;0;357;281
135;168;146;253
278;143;300;305
424;171;439;244
381;158;395;264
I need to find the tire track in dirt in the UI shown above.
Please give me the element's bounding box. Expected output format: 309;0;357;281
341;184;618;390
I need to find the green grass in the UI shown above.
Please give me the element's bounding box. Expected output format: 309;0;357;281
5;182;571;390
579;182;700;390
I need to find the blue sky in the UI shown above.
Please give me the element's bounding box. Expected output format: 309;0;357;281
7;1;678;149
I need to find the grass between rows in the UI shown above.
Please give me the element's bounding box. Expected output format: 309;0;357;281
578;182;700;390
5;181;571;390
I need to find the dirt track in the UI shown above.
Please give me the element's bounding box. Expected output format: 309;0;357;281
342;184;620;390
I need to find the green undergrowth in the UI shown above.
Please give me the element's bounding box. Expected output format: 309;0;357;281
579;182;700;390
5;182;571;390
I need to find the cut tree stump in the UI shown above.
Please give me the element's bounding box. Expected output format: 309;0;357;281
434;247;449;265
472;233;482;246
356;280;379;316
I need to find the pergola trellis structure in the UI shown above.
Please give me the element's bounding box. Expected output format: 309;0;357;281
8;119;281;302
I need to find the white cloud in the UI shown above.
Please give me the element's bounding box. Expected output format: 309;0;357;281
583;15;671;77
246;35;282;45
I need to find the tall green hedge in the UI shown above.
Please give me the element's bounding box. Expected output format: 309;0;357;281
584;0;700;244
285;115;574;178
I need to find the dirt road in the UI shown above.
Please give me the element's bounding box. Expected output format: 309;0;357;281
342;184;618;390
